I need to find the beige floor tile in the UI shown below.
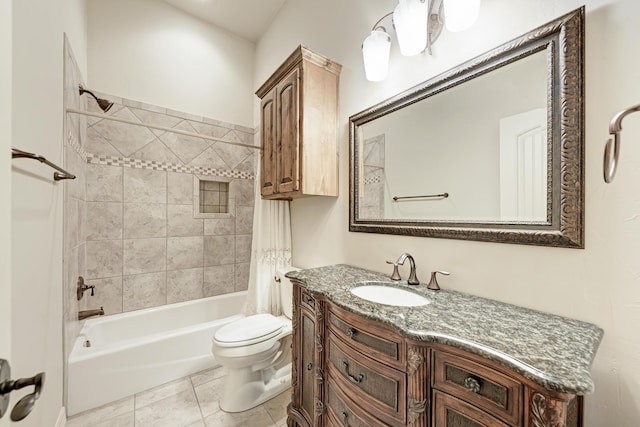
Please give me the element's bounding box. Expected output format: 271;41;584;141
66;395;134;426
204;405;276;427
184;420;206;427
135;388;202;427
190;365;226;387
135;377;193;408
68;411;135;427
263;389;291;426
194;376;225;417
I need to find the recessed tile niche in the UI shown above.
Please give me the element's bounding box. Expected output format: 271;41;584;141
199;180;229;214
194;176;234;219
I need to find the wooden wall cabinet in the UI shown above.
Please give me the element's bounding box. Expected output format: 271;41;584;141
288;282;584;427
256;45;342;200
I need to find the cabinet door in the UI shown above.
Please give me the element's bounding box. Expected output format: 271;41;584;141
298;307;316;425
260;88;277;197
433;390;510;427
275;68;300;194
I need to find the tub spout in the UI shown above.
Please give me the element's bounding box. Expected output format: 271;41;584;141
78;307;104;320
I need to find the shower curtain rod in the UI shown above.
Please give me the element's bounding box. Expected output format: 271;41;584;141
65;108;261;151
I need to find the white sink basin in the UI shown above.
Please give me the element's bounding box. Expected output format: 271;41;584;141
350;284;430;307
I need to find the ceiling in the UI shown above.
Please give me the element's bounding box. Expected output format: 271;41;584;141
162;0;287;42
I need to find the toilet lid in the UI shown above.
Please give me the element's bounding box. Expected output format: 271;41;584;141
214;313;283;346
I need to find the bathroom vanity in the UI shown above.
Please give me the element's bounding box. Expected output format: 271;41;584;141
286;265;602;427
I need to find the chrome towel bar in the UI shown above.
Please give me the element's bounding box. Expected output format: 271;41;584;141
11;148;76;181
393;192;449;201
603;104;640;183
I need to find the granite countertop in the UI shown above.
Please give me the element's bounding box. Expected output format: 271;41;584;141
286;264;603;395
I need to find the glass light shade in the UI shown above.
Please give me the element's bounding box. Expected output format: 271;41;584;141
362;30;392;82
393;0;429;56
443;0;481;32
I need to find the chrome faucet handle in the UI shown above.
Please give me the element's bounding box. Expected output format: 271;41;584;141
385;261;402;281
427;271;450;291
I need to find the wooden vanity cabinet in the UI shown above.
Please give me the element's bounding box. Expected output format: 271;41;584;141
289;282;584;427
256;45;341;200
290;285;325;427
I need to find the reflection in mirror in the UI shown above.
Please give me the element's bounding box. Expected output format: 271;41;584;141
359;51;548;222
350;7;584;248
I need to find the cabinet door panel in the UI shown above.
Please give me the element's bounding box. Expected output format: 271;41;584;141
260;92;277;196
276;68;299;194
300;308;315;423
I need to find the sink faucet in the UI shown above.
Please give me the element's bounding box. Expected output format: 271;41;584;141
387;253;420;285
78;307;104;320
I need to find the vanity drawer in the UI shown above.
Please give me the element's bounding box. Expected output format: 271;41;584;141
433;390;511;427
433;348;522;426
326;378;387;427
327;303;405;369
327;331;406;426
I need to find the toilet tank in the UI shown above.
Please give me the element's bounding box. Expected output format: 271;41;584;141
277;266;299;319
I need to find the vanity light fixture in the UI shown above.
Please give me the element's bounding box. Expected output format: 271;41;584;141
362;0;481;82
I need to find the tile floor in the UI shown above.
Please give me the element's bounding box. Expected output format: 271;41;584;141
66;366;289;427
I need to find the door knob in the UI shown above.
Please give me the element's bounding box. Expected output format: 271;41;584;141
0;359;45;421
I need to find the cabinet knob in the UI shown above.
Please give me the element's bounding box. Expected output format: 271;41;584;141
307;363;313;371
341;411;349;426
464;376;481;393
345;327;356;338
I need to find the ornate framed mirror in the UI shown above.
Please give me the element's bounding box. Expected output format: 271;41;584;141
349;7;584;248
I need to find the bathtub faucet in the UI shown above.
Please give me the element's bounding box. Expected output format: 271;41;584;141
78;307;104;320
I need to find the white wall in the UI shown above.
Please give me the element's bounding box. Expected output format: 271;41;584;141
86;0;255;127
256;0;640;425
0;0;12;424
11;0;87;425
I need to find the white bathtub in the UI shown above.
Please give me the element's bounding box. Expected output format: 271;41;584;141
67;291;246;416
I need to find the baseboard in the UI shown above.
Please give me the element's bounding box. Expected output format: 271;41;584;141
54;407;66;427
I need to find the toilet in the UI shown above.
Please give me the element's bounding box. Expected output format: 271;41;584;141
211;267;297;413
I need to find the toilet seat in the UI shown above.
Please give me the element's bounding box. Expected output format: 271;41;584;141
214;313;283;348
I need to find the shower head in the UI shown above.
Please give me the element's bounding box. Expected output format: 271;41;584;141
79;86;114;113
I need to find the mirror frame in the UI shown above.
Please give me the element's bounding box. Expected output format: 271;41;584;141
349;7;584;248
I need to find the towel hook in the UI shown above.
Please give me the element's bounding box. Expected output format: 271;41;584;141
604;104;640;183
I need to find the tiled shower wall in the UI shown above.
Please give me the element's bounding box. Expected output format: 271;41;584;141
79;94;257;315
360;134;385;219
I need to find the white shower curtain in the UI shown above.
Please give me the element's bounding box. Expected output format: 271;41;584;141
243;181;292;316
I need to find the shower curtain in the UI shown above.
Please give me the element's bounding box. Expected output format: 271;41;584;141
243;180;292;316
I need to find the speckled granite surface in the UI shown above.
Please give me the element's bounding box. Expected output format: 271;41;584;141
286;264;603;395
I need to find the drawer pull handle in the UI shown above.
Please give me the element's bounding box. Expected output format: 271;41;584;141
345;327;356;338
464;376;481;393
341;411;349;426
307;363;313;371
342;360;366;384
302;295;314;305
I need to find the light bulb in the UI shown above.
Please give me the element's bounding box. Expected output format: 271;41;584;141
362;29;392;81
443;0;481;32
393;0;429;56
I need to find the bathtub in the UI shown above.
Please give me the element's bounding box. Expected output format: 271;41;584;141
67;291;246;416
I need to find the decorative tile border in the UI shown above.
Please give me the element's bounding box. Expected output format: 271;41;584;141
87;153;254;180
364;176;382;185
67;129;88;162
